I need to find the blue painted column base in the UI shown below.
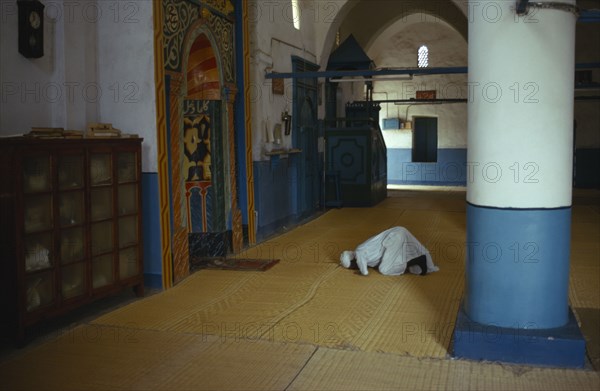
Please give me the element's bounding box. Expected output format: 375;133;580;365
452;303;587;368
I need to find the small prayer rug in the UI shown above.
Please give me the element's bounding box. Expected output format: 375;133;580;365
191;257;280;272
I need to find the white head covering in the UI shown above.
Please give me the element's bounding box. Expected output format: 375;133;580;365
340;251;355;268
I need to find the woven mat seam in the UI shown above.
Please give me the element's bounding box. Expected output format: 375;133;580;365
260;265;340;339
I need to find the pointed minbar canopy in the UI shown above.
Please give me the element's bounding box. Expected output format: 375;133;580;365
326;34;375;73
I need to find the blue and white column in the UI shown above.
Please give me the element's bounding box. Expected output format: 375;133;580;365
465;0;577;330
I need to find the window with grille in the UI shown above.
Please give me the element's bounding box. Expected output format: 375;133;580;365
418;45;429;68
291;0;300;29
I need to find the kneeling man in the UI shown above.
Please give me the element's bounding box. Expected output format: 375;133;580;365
340;227;438;276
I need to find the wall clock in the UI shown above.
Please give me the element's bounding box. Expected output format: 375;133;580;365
18;0;45;58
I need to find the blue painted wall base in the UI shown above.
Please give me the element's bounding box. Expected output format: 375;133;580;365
253;159;298;240
386;147;600;188
143;273;163;290
387;148;467;186
452;304;586;368
142;173;163;290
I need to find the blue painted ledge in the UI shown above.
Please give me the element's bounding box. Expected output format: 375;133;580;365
453;304;586;368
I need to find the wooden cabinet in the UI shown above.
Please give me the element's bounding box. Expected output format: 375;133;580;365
0;137;144;342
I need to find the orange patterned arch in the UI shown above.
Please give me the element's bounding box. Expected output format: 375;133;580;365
186;34;220;100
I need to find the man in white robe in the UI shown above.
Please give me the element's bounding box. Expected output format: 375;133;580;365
340;227;438;276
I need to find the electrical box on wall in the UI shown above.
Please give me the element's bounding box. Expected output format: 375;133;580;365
382;118;401;130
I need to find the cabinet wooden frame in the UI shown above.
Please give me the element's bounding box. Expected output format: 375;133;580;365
0;137;144;343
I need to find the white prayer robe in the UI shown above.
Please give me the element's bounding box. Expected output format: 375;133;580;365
351;227;438;276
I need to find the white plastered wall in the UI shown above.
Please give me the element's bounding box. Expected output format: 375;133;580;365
0;0;157;172
249;0;318;161
366;15;467;150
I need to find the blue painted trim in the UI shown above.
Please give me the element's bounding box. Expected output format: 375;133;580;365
579;10;600;24
165;75;175;237
453;304;586;368
266;63;600;79
466;201;572;211
266;66;468;79
291;56;301;216
253;160;300;239
289;157;299;217
575;62;600;68
142;173;162;289
144;273;163;290
255;215;299;243
388;180;465;187
465;204;571;329
291;56;319;219
234;0;249;225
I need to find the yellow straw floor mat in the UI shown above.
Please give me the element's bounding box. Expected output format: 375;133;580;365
1;189;598;390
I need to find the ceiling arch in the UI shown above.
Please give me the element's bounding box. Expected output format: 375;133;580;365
339;0;467;52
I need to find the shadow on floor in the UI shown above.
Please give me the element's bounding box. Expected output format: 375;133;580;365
0;287;160;361
574;307;600;370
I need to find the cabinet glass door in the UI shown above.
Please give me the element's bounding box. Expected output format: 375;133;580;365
24;195;52;233
116;150;139;282
58;155;84;190
90;154;112;186
92;254;114;289
91;188;113;221
21;153;55;313
60;227;84;264
26;272;54;312
91;221;114;256
22;154;51;193
59;192;84;227
118;216;138;247
119;247;138;279
118;214;138;280
24;232;53;272
61;263;85;299
118;184;137;215
57;154;87;300
117;152;137;183
90;152;116;290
